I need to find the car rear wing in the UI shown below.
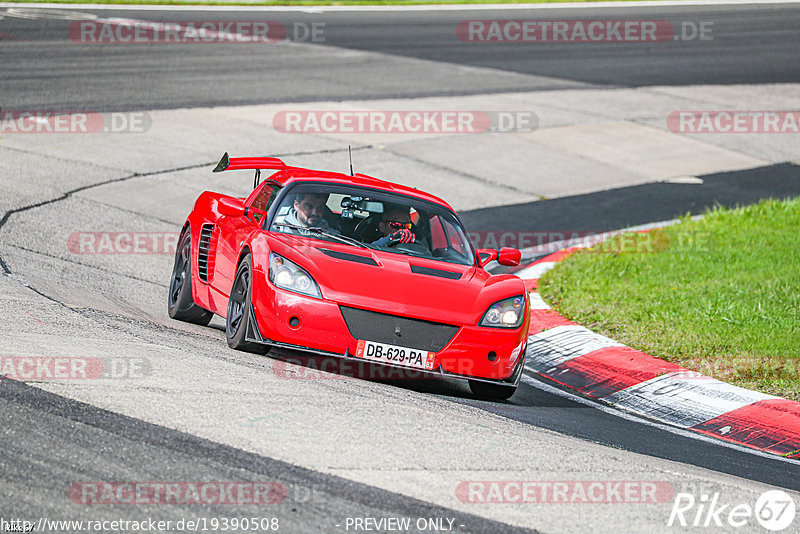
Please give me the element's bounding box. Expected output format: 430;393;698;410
212;152;287;173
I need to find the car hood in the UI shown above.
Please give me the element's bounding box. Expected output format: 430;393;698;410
267;236;524;326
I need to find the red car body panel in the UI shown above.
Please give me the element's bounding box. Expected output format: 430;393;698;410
181;158;530;384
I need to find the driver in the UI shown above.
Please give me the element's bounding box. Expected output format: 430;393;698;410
282;192;339;234
371;204;416;247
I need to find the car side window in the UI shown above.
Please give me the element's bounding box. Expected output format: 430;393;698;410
442;218;467;255
429;215;447;249
249;184;281;221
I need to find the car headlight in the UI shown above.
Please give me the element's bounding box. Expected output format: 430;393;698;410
480;295;525;328
268;252;321;298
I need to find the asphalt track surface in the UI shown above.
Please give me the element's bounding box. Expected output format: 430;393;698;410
461;162;800;234
0;4;799;109
1;379;527;534
3;3;800;533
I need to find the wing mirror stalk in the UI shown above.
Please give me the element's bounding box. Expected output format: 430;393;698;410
477;247;521;268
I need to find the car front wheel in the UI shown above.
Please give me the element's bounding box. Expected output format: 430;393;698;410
226;253;265;354
469;380;517;401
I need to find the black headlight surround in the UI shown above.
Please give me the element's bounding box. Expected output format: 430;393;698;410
479;294;526;329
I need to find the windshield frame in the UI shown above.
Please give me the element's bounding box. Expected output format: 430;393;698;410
264;180;476;267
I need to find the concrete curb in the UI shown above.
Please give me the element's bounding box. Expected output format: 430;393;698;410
518;247;800;460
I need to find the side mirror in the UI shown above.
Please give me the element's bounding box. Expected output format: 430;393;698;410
497;247;521;267
217;197;245;217
476;249;497;268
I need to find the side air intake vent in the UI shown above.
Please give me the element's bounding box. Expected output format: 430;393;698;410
197;224;218;282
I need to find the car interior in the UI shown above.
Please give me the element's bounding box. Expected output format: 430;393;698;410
266;186;474;266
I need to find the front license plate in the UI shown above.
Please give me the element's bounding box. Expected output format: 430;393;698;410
355;340;435;371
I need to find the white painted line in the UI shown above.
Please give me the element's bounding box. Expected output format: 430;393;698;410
3;6;97;19
525;324;624;373
662;176;704;184
520;373;798;464
603;371;778;428
3;0;800;11
514;261;556;281
528;291;551;310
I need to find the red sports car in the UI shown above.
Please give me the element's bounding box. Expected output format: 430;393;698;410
168;153;529;399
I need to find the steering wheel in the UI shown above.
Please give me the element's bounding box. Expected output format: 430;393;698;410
353;214;381;242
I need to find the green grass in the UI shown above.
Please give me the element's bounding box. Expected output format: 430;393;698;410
3;0;678;5
539;198;800;400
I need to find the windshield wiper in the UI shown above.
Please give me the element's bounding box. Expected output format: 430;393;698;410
272;223;373;249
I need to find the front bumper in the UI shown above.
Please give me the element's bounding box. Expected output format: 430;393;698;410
248;278;528;385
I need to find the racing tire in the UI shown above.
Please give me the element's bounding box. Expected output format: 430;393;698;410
226;254;265;354
168;229;213;326
468;380;517;401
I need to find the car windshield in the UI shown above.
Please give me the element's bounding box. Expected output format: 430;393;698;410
268;182;475;266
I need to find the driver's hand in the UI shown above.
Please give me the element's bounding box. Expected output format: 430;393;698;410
388;228;415;245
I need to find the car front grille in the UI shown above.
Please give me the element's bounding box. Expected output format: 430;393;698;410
340;306;458;352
